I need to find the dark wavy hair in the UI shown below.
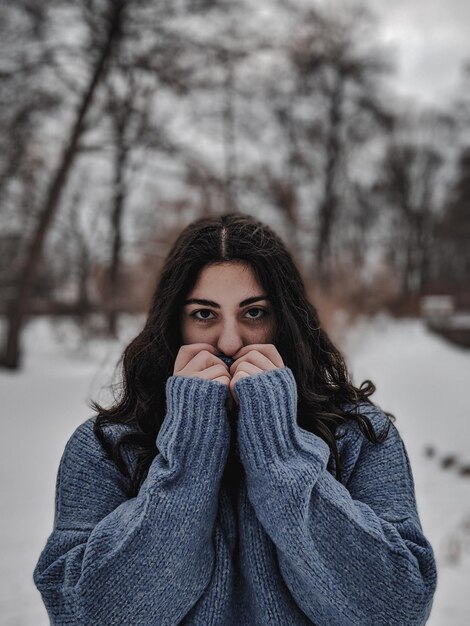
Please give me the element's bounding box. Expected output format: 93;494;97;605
91;212;394;498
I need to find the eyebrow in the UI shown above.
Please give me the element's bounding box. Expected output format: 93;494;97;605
183;295;271;308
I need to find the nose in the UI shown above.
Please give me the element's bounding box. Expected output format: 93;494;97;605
216;322;244;361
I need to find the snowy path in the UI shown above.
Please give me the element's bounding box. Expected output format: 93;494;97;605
342;315;470;625
1;315;469;625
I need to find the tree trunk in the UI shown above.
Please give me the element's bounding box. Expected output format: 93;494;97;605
1;2;125;369
107;136;129;337
315;72;344;288
222;51;237;212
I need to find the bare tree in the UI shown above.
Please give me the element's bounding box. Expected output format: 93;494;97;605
1;0;128;368
375;111;451;297
0;3;62;300
434;148;470;293
232;1;393;284
290;5;393;284
100;60;158;336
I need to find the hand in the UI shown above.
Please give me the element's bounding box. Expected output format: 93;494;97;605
228;344;285;405
173;343;231;387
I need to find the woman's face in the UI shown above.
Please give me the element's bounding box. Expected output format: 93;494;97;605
180;261;276;358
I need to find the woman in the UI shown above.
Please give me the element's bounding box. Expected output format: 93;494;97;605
33;213;437;625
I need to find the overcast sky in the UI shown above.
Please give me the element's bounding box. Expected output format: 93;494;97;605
361;0;470;106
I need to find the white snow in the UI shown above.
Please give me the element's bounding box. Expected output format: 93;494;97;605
1;313;469;625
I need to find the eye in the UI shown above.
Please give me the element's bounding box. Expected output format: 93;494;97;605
244;307;269;320
189;308;270;322
191;309;216;321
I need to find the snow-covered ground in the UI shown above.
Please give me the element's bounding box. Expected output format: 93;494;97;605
1;314;469;625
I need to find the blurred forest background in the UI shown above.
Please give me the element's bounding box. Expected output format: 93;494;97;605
1;0;469;370
2;4;470;623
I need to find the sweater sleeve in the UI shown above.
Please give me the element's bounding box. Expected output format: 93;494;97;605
234;367;438;626
33;375;230;626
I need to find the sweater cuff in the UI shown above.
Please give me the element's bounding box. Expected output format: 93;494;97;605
234;367;330;472
157;375;230;473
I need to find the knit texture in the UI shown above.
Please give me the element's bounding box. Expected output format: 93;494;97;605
33;367;438;625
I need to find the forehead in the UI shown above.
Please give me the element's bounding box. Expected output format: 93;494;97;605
190;262;262;293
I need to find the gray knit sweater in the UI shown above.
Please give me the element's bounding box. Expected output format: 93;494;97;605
33;367;437;625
